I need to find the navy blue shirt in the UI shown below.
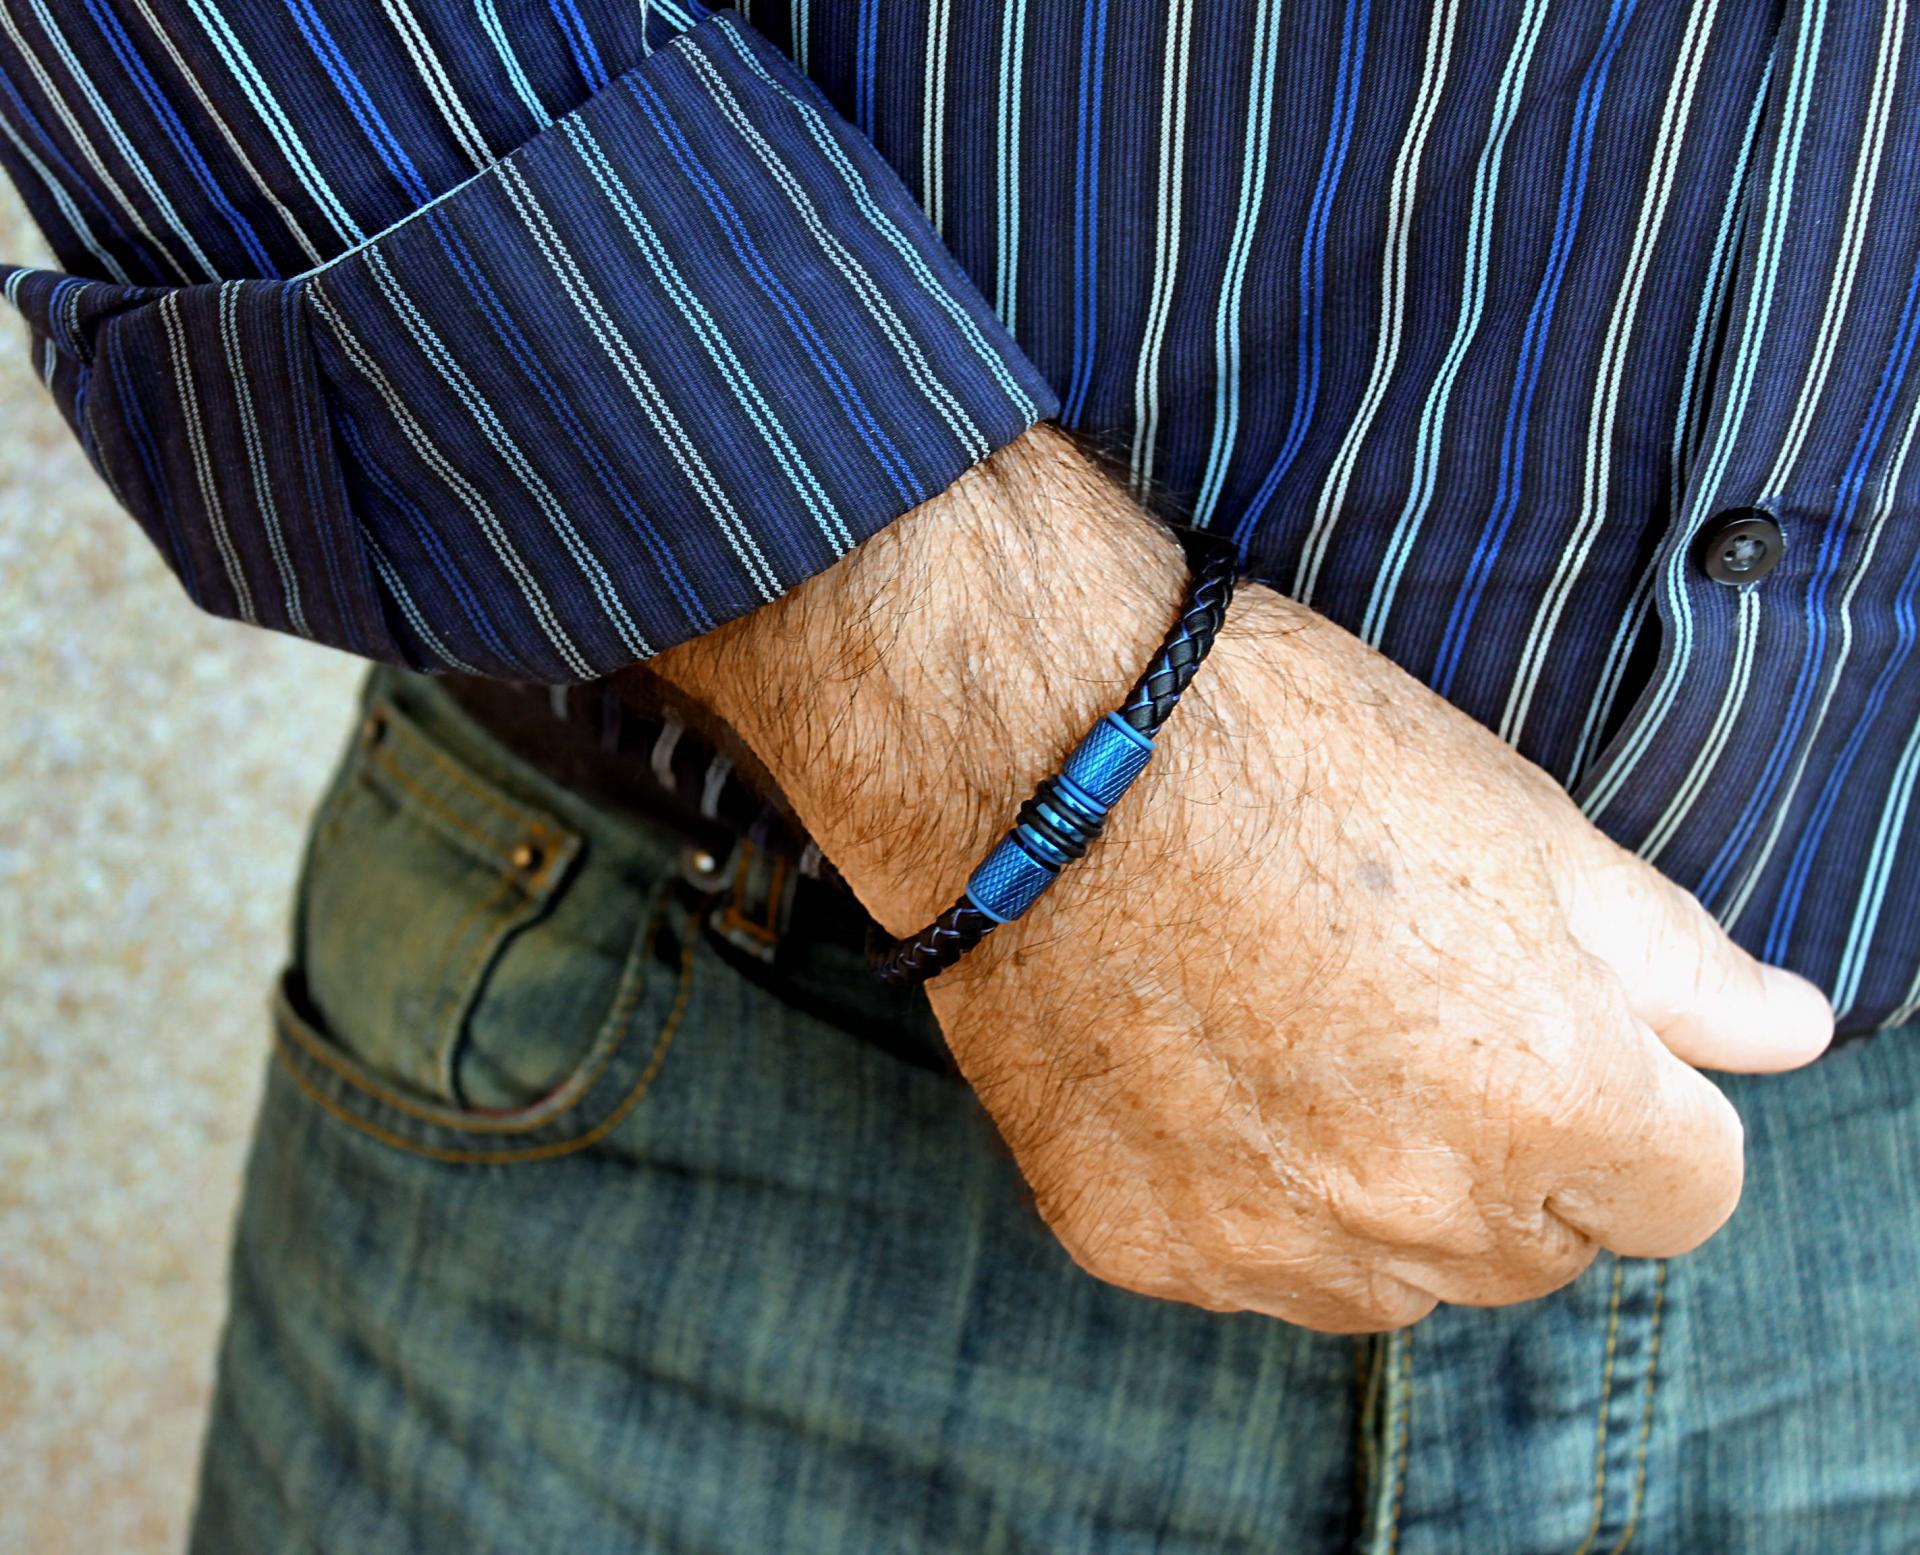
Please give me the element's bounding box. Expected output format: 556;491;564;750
4;0;1919;1031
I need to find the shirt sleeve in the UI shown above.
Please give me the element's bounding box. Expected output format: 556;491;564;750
0;7;1055;680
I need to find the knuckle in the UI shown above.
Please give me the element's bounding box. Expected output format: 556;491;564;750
1627;1172;1741;1256
1478;1016;1609;1143
1652;1113;1746;1249
1404;1202;1599;1307
1667;1188;1740;1253
1643;1078;1745;1183
1551;1085;1745;1256
1183;1183;1292;1261
1471;1233;1599;1307
1353;1271;1440;1333
1322;1161;1482;1254
1571;1059;1665;1153
1271;1283;1437;1335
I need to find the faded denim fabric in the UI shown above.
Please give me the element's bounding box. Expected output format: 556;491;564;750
190;671;1920;1554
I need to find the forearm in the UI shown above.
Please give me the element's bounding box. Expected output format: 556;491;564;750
659;422;1829;1335
650;425;1194;935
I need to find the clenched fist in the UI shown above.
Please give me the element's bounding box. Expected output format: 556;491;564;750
653;426;1833;1333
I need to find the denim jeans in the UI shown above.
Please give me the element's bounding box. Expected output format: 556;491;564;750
189;669;1920;1554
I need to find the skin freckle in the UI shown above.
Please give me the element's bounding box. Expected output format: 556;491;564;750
1355;854;1394;896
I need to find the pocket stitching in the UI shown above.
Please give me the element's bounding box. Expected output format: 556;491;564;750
426;868;531;1100
273;906;696;1164
304;698;580;1108
366;735;571;892
276;885;673;1134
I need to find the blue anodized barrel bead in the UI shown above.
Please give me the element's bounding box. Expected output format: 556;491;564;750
963;714;1158;923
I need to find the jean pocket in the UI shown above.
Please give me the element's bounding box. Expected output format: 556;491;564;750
275;683;691;1161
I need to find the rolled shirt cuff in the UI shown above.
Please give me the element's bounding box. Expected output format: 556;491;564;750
2;12;1056;680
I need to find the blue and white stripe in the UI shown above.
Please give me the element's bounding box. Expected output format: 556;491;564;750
6;0;1920;1034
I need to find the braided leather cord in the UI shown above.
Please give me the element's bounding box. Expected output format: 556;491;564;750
867;900;1000;985
872;540;1238;985
1116;541;1238;736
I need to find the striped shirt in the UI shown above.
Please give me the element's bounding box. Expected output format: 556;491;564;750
2;1;1918;1034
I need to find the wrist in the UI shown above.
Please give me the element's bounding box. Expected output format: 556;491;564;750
651;425;1188;933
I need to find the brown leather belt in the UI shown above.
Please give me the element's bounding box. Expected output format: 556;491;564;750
438;670;865;967
439;670;831;881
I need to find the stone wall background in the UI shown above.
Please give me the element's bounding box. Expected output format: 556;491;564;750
0;182;362;1552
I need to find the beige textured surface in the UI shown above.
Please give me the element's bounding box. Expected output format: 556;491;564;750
0;188;362;1550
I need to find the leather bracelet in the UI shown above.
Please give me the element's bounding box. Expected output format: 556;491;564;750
871;538;1238;986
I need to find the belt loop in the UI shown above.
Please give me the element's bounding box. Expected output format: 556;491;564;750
708;837;799;963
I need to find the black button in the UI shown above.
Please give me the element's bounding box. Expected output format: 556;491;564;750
1700;508;1783;585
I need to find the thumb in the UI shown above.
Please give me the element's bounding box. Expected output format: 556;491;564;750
1562;839;1834;1073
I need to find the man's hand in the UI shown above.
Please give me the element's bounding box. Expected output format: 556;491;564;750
652;427;1834;1332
